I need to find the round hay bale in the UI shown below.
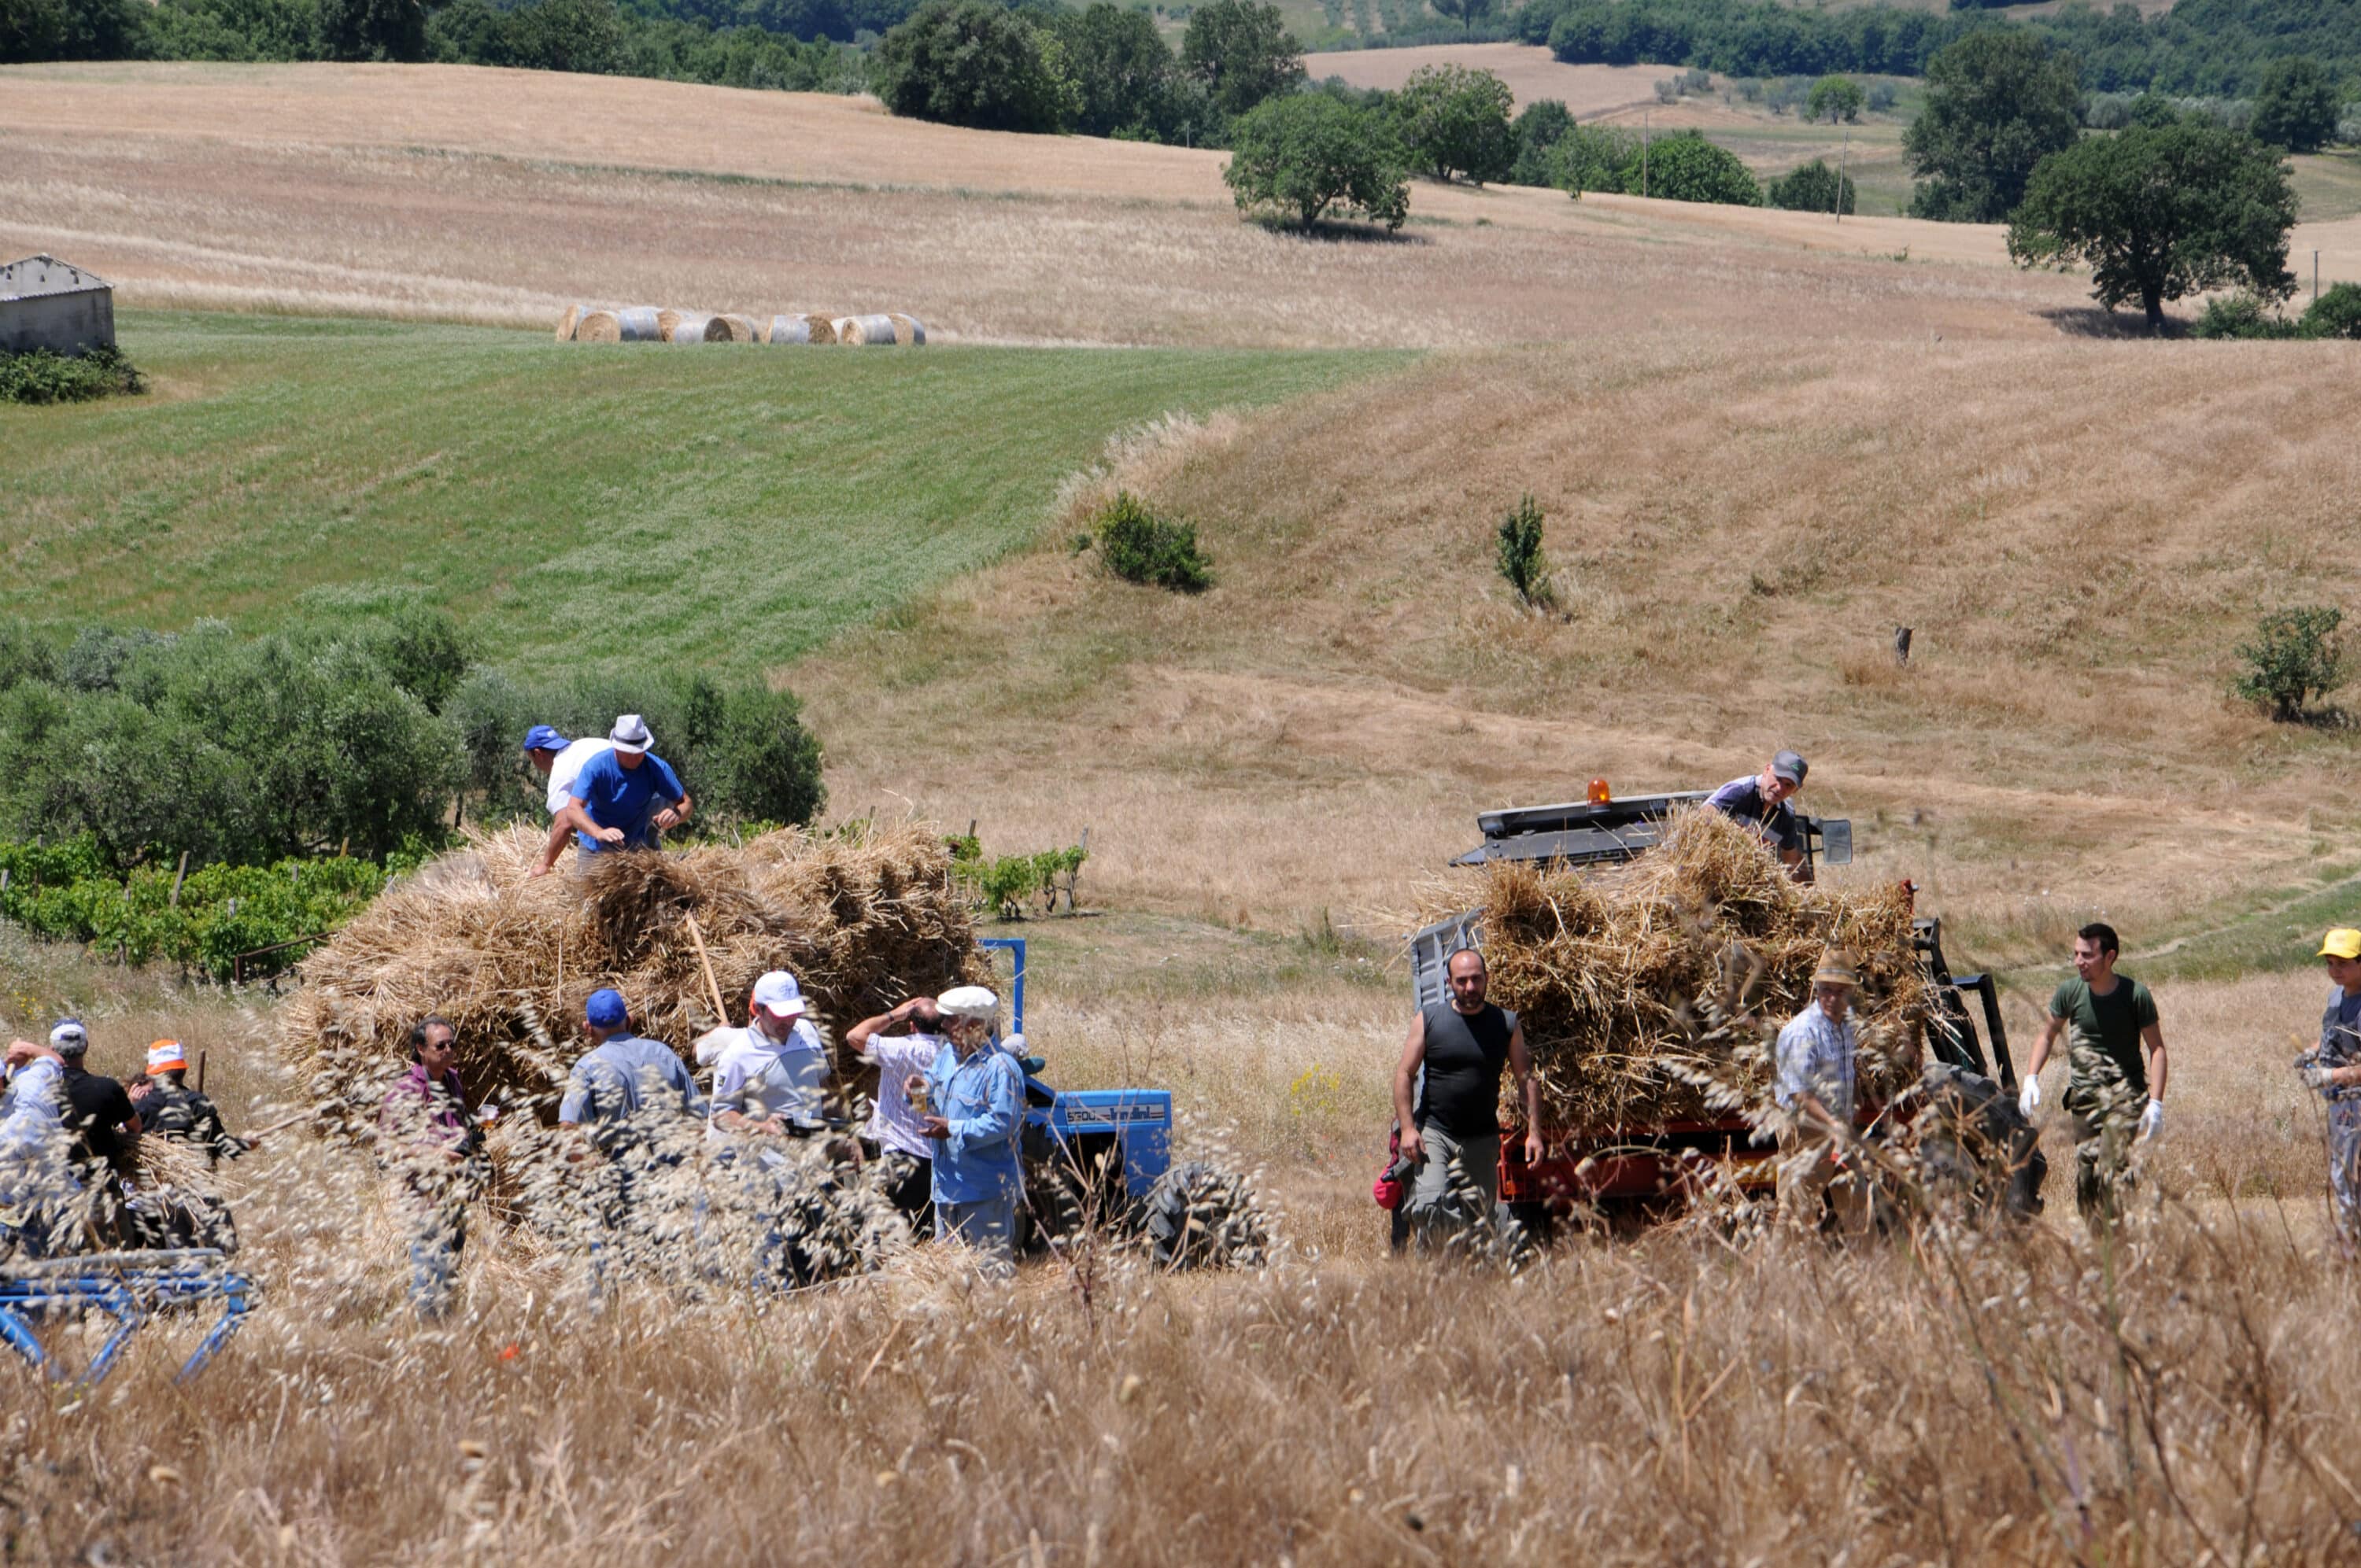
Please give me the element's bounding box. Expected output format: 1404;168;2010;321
801;313;838;345
838;313;900;346
765;315;815;345
657;308;690;341
556;303;593;341
886;312;927;347
664;312;716;345
575;310;623;343
613;306;661;342
712;314;761;343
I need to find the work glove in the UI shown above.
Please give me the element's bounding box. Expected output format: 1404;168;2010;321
2017;1075;2041;1120
2303;1064;2335;1093
2137;1099;2164;1140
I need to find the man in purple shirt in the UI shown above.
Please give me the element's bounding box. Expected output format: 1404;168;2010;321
378;1015;482;1321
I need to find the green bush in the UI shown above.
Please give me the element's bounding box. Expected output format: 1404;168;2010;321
1508;97;1572;185
2300;281;2361;341
1631;129;1761;204
1092;491;1214;593
2190;291;2303;339
1224;92;1410;230
1806;72;1863;123
1495;493;1554;609
1392;61;1517;184
1768;158;1856;214
1550;122;1638;194
870;0;1077;133
0;345;144;405
2251;55;2341;153
951;836;1088;919
2233;606;2344;721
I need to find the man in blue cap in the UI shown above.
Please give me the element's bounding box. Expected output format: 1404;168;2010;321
522;725;608;880
1707;750;1813;883
536;716;693;876
560;990;704;1289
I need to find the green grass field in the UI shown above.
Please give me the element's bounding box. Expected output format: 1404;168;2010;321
0;313;1400;677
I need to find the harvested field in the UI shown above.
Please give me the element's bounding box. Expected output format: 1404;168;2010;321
1302;45;1668;114
280;824;984;1110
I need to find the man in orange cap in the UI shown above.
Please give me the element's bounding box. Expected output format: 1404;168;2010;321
134;1040;254;1167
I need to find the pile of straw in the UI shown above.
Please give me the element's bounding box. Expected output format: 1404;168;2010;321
1462;808;1926;1131
279;823;986;1112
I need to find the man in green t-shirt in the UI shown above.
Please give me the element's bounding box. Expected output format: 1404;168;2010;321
2018;921;2169;1229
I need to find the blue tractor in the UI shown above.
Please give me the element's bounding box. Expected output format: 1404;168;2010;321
980;939;1268;1268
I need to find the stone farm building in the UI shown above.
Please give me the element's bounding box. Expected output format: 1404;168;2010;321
0;256;116;356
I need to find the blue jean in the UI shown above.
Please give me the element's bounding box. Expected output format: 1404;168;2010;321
935;1194;1017;1277
2330;1098;2361;1250
407;1202;465;1321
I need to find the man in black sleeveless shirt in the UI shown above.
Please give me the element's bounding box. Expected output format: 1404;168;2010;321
1392;949;1541;1246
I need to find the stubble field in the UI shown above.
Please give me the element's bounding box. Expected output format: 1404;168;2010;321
6;61;2361;1564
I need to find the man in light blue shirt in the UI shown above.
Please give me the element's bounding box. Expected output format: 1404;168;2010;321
914;985;1025;1276
1;1036;80;1259
1773;950;1868;1237
540;715;693;873
560;989;707;1142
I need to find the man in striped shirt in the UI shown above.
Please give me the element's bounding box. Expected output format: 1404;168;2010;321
1774;950;1868;1236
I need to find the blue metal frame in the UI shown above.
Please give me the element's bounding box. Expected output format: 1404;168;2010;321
978;936;1026;1035
0;1249;254;1385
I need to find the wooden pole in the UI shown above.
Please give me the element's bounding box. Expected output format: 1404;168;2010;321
683;914;730;1026
1836;124;1850;223
196;1048;208;1094
169;849;190;908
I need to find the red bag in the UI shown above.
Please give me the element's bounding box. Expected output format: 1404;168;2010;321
1373;1123;1410;1210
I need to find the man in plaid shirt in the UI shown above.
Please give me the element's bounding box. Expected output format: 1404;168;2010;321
1774;950;1868;1236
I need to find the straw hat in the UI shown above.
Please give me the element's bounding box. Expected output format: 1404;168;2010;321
1812;950;1860;988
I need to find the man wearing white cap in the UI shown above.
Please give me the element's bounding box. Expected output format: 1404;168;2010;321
697;971;829;1137
845;993;949;1231
1;1035;80;1258
538;715;693;874
48;1020;141;1183
917;985;1025;1275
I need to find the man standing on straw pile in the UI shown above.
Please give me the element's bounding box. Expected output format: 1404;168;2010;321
1393;948;1542;1250
847;993;948;1233
914;986;1024;1276
2298;928;2361;1254
2017;923;2167;1230
138;1040;255;1167
378;1016;483;1322
1707;751;1814;883
538;716;693;876
696;971;829;1138
1775;951;1871;1236
523;725;609;880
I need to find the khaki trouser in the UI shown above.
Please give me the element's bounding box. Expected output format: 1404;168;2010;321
2069;1090;2143;1231
1406;1123;1500;1252
1776;1127;1871;1237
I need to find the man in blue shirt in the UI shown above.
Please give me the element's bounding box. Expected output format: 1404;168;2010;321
1706;749;1811;883
539;715;693;873
914;985;1024;1276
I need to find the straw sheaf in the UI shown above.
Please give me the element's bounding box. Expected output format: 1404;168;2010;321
277;823;988;1116
1447;808;1927;1132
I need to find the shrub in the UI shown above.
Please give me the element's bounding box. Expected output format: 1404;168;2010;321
1223;92;1410;230
1806;72;1863;123
1865;80;1896;113
1508;97;1572;185
950;836;1088;919
2300;280;2361;341
870;0;1077;133
0;345;144;405
2250;55;2341;153
1550;122;1637;194
1092;490;1214;592
1495;493;1554;609
2233;606;2344;720
2189;291;2302;339
1768;158;1856;215
1393;62;1516;184
1623;130;1761;205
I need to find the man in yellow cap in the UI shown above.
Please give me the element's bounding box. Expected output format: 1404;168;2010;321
1773;950;1871;1236
2304;929;2361;1253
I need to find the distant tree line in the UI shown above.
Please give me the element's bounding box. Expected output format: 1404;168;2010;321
1513;0;2361;100
0;603;825;874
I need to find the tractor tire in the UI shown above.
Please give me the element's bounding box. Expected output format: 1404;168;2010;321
1144;1161;1270;1271
1018;1162;1089;1256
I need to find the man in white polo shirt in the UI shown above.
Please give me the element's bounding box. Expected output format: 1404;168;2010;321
845;992;950;1232
696;971;829;1138
522;725;608;880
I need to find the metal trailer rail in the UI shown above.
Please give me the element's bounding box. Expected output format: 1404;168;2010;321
0;1249;255;1385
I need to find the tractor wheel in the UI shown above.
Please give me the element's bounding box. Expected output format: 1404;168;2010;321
1144;1161;1270;1271
1018;1161;1089;1256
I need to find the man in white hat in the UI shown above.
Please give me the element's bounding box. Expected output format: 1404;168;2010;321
845;993;950;1231
1774;950;1870;1236
915;985;1025;1275
696;971;829;1137
1;1035;81;1258
537;714;693;874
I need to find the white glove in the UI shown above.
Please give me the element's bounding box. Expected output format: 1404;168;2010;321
2303;1064;2334;1093
2017;1075;2041;1120
2137;1099;2163;1140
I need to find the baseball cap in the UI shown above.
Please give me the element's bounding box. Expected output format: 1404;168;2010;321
522;725;569;754
2322;928;2361;960
936;985;999;1020
752;971;807;1017
586;988;630;1028
1772;749;1809;785
146;1039;189;1073
608;714;653;755
49;1020;88;1055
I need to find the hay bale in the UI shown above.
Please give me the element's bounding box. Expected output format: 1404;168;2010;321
711;314;761;343
886;312;926;346
556;303;593;341
614;306;662;342
837;314;900;346
1457;807;1926;1132
663;312;719;344
765;313;838;345
575;310;623;342
279;823;988;1117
